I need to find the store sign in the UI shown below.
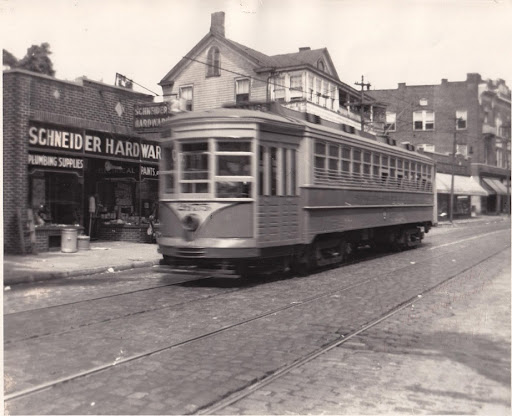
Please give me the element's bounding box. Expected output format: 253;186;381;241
28;123;162;162
28;153;84;169
140;165;159;178
28;126;84;153
134;102;171;130
96;160;138;178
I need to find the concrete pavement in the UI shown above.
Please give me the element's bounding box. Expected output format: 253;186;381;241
3;241;162;286
2;215;508;286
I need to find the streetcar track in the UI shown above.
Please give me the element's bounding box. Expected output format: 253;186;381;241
195;245;511;415
3;273;212;316
3;288;241;345
6;234;508;403
3;240;452;344
5;227;505;317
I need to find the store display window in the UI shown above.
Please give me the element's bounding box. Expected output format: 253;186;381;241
29;170;83;225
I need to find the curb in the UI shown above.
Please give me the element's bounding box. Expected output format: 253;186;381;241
4;259;161;286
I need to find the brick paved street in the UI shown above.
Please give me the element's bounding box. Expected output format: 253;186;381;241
4;222;510;415
222;248;511;415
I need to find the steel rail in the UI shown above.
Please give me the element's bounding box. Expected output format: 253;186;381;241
5;228;509;403
196;245;511;415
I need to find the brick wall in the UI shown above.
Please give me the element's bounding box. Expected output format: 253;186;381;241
3;72;31;254
370;77;481;157
3;69;155;254
98;225;153;243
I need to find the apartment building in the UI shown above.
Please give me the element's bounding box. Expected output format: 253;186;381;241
370;74;511;216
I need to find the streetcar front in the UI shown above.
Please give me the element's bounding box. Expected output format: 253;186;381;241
157;113;259;274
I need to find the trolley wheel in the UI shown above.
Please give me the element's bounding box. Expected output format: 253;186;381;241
339;240;354;263
291;246;314;277
160;255;175;266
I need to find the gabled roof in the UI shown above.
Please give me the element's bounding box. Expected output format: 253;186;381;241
264;48;340;81
159;30;341;86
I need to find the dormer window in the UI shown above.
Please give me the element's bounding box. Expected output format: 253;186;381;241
317;60;325;72
206;47;220;77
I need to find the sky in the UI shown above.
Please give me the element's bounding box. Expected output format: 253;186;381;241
1;0;512;98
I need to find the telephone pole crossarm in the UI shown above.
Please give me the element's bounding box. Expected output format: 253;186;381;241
355;75;371;132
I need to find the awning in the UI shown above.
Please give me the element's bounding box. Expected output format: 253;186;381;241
436;173;488;196
482;178;509;196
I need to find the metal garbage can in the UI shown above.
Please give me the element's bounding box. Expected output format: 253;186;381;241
77;235;91;250
61;228;78;253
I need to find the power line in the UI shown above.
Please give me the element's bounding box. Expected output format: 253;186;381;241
115;73;160;96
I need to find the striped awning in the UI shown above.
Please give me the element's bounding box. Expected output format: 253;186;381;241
482;178;509;196
436;173;488;196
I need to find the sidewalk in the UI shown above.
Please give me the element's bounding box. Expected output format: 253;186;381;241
3;241;162;286
2;215;508;286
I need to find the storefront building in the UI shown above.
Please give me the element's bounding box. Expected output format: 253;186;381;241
424;151;489;220
4;69;166;254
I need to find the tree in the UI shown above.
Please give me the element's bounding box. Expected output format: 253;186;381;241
3;43;55;76
3;49;18;69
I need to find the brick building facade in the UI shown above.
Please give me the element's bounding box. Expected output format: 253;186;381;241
3;69;163;254
370;74;511;216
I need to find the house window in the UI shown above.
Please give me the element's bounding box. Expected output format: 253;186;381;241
317;60;325;72
206;47;220;77
315;78;321;104
308;74;314;101
274;75;286;101
235;78;250;104
496;140;503;167
413;110;435;131
456;110;467;130
290;75;303;100
179;86;193;111
456;144;468;157
385;112;396;132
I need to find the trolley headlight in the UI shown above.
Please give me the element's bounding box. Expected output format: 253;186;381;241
182;214;200;231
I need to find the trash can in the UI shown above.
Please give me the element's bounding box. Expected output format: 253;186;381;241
61;228;78;253
77;235;91;250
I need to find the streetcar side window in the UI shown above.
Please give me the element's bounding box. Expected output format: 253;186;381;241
180;142;209;195
352;149;361;177
341;146;351;174
259;145;266;196
328;144;340;179
281;148;287;195
314;141;326;180
372;153;380;181
290;149;297;196
160;142;176;195
363;151;371;177
215;140;252;198
270;147;278;196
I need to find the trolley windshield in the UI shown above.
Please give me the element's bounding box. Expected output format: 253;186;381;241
160;138;254;200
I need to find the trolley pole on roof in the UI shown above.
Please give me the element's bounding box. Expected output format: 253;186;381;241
355;75;371;132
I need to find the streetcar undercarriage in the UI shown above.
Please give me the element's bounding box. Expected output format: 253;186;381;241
160;223;430;278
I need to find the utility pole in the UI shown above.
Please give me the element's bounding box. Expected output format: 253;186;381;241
449;128;457;223
355;75;371;132
449;117;464;223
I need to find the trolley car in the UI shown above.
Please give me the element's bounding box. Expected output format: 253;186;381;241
157;103;435;277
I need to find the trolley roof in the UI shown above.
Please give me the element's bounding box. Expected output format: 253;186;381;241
161;103;434;163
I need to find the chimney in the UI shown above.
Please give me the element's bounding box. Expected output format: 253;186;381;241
466;73;481;83
441;78;448;85
398;82;406;89
210;12;225;37
299;47;311;52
